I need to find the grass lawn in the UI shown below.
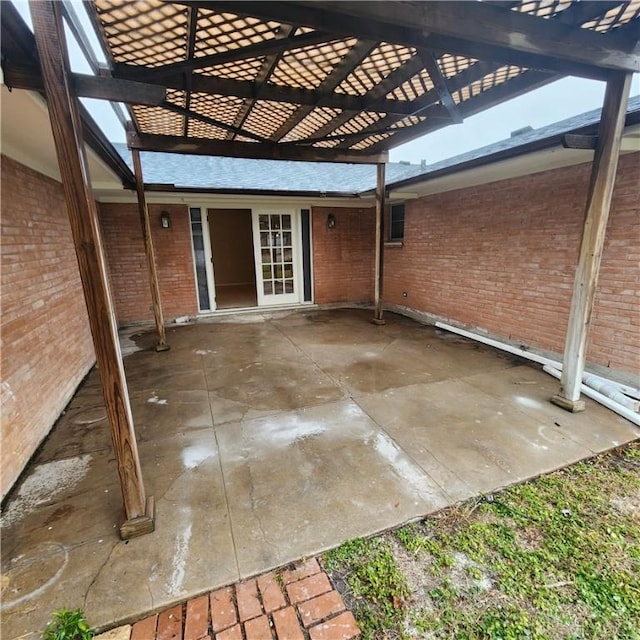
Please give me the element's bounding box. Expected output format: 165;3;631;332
323;442;640;639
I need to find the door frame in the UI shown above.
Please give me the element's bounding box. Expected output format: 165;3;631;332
252;208;304;307
188;202;312;314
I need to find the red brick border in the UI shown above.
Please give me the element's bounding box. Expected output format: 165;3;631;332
130;558;360;640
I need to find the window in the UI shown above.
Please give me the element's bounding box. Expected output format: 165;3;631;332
390;203;405;241
189;207;211;311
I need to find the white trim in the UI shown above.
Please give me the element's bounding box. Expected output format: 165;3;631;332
94;190;369;207
252;208;303;307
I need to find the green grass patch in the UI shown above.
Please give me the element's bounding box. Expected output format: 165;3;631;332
324;537;409;639
323;442;640;639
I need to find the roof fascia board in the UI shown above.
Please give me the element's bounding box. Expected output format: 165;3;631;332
380;108;640;194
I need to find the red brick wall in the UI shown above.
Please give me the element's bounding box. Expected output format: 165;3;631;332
312;206;376;304
1;156;95;499
384;152;640;375
98;203;198;325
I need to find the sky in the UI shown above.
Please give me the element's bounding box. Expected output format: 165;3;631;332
11;1;640;167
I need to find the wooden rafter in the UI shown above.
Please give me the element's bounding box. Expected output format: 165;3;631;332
297;55;426;145
367;69;555;153
182;6;199;137
81;0;143;134
271;38;378;142
128;131;388;164
111;63;435;115
159;100;270;142
228;24;296;140
119;29;339;81
201;1;639;78
61;0;128;128
418;50;462;124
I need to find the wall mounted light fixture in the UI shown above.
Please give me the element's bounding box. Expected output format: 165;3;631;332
160;211;171;229
327;213;336;229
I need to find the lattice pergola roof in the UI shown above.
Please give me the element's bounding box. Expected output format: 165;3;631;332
82;0;639;163
3;0;639;164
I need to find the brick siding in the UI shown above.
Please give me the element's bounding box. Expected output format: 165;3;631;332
312;206;376;305
98;203;199;326
383;152;640;376
1;156;95;499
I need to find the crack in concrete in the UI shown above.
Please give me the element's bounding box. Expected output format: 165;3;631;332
83;540;120;611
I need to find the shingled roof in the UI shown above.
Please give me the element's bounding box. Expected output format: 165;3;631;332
115;94;640;195
114;143;424;194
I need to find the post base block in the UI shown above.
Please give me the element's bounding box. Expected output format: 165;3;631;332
119;495;155;540
550;395;586;413
155;342;170;352
370;317;386;326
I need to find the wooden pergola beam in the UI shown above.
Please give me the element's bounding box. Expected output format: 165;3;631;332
271;38;378;142
112;62;429;115
127;131;388;164
201;1;639;78
29;0;154;539
418;50;462;124
367;69;556;153
295;56;427;145
74;74;167;106
551;71;633;412
131;149;170;353
159;100;271;143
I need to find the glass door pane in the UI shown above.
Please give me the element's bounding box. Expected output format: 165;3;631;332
252;210;301;306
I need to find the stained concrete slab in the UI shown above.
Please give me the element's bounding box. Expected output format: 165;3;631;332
1;308;637;640
215;400;449;577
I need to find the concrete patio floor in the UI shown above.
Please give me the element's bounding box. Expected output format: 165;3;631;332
2;308;638;639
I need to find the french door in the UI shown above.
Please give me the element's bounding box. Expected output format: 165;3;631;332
252;210;302;306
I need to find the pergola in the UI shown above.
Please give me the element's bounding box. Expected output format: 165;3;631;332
6;0;638;538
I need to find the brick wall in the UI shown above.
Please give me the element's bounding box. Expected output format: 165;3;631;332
98;203;198;325
312;206;376;304
1;156;95;499
384;152;640;376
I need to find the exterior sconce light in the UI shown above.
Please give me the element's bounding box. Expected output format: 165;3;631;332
327;213;336;229
160;211;171;229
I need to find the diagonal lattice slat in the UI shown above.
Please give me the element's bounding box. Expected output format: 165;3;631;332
514;0;573;18
452;65;526;104
189;93;244;126
95;0;189;67
88;0;639;156
194;9;282;57
242;100;299;139
270;39;357;90
280;107;343;143
336;43;416;96
387;69;435;101
582;1;640;32
196;58;266;82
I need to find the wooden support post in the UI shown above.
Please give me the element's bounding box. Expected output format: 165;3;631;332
372;162;386;325
30;1;154;538
551;71;632;413
131;148;169;352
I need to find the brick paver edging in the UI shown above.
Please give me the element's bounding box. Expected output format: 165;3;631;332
124;558;360;640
